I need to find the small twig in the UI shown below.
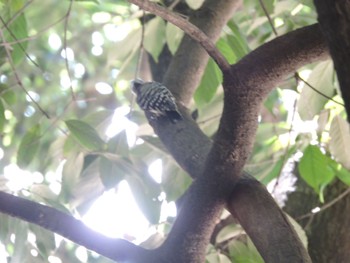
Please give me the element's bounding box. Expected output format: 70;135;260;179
272;97;297;193
128;0;231;72
295;73;344;107
0;0;34;30
135;10;146;79
63;0;76;100
129;10;146;115
260;2;342;106
39;97;98;141
0;16;40;69
0;14;68;46
169;0;181;10
258;0;278;36
0;20;50;119
297;187;350;220
41;99;74;137
197;114;221;125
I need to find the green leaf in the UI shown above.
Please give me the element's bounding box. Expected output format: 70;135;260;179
162;162;192;202
0;214;10;241
216;38;236;64
297;60;335;120
62;134;81;156
112;26;141;62
285;214;308;248
226;20;250;59
298;145;335;192
65;119;106;151
0;99;5;132
256;144;296;184
17;124;41;168
0;13;28;65
140;135;168;153
260;158;284;185
29;184;57;202
99;156;125;189
61;152;84;198
194;59;222;106
116;46;139;81
228;239;264;263
73;0;99;3
317;109;330;138
206;253;232;263
29;225;56;259
8;0;27;11
216;224;242;243
126;164;162;224
329;115;350;169
166;22;184;55
144;17;166;62
139;232;166;249
127;175;161;224
11;221;28;263
107;130;129;156
329;160;350;186
259;0;275;14
83;109;114;130
0;83;16;105
186;0;205;9
255;122;289;142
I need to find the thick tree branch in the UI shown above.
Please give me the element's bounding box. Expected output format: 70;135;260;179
150;24;328;263
313;0;350;122
213;24;329;180
130;0;242;105
228;174;311;262
128;0;231;74
0;191;150;262
164;0;242;105
153;24;329;181
0;13;329;263
147;0;241;175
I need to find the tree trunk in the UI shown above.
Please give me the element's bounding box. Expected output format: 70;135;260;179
285;171;350;262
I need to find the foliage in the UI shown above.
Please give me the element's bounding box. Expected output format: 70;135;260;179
0;0;349;262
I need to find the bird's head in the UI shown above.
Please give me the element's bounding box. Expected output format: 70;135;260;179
131;78;144;94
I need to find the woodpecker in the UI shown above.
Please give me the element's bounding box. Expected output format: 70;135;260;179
131;79;183;123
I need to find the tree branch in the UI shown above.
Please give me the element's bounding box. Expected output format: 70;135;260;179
128;0;231;74
212;24;329;181
150;24;328;263
0;16;329;263
153;24;329;181
135;0;242;105
313;0;350;122
0;191;150;262
228;174;311;262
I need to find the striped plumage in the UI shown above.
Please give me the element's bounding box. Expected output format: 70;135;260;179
131;79;182;123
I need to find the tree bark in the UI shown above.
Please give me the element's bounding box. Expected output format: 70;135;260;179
0;1;334;262
285;174;350;263
314;0;350;121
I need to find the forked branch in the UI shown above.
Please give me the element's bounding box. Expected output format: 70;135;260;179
128;0;231;72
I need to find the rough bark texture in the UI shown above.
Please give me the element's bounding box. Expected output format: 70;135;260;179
229;175;311;263
311;1;350;262
314;0;350;121
0;1;337;262
307;180;350;262
163;0;241;104
149;24;328;263
285;175;350;263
